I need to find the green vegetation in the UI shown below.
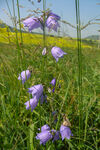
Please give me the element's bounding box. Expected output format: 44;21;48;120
0;33;100;149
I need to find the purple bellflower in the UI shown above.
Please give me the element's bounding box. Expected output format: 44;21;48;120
36;125;59;145
50;78;56;93
42;47;46;55
36;130;52;145
23;17;42;32
28;84;43;98
25;84;43;111
24;96;38;112
51;46;67;62
46;12;60;32
46;16;60;32
18;70;31;84
50;78;56;86
60;125;73;140
36;125;52;145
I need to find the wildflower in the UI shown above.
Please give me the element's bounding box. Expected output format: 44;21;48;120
42;47;46;55
36;126;52;145
28;84;43;98
46;16;60;32
60;125;73;140
50;78;56;86
36;125;59;145
18;70;31;84
23;17;42;32
24;96;38;112
50;78;56;92
51;46;67;62
25;84;43;111
46;12;60;32
41;124;50;132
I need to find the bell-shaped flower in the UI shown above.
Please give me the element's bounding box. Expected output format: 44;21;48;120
46;12;60;32
50;78;56;86
28;84;43;98
51;46;67;62
42;47;46;55
46;16;60;32
36;125;60;145
23;17;42;32
50;78;56;93
24;96;39;112
60;125;73;140
36;129;52;145
25;84;43;111
18;70;31;84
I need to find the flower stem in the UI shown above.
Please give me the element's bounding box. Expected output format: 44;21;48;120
75;0;83;148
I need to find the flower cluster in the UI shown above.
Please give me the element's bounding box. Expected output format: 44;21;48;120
36;124;73;145
25;84;44;112
18;70;31;84
18;10;73;147
23;11;60;32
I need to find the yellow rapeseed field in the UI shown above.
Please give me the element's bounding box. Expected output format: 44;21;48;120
0;27;92;49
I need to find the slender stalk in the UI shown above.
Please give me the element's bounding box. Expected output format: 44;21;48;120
75;0;83;148
17;0;23;46
5;0;12;19
43;0;46;47
17;0;24;68
12;0;21;70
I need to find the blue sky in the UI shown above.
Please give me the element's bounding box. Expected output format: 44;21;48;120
0;0;100;38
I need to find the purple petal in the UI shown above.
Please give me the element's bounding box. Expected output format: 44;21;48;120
60;125;73;140
51;47;67;62
46;16;60;32
36;130;52;145
42;48;46;55
50;78;56;86
24;96;39;112
23;17;43;32
28;84;43;98
18;70;31;84
41;125;50;132
49;12;61;20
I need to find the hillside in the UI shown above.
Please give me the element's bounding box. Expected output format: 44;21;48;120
85;35;100;40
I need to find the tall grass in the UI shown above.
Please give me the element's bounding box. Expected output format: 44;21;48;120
75;0;83;147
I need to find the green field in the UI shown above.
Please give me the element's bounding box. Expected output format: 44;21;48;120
0;29;100;149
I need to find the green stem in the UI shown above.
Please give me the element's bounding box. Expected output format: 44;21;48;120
75;0;83;148
17;0;24;68
17;0;23;46
12;0;21;70
43;0;46;48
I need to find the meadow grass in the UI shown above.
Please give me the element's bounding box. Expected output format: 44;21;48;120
0;38;100;149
